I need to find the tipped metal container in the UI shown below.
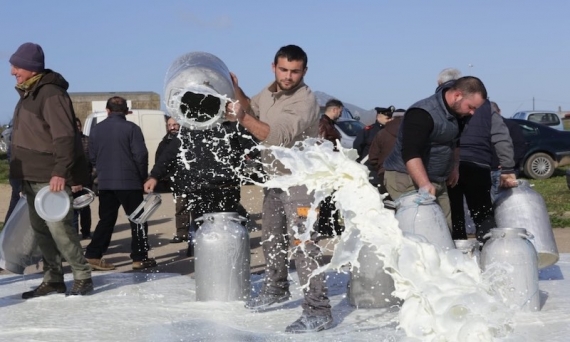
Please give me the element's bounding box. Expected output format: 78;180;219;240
494;179;559;269
454;239;481;267
194;212;250;302
0;197;42;274
164;52;235;130
395;190;455;250
348;242;400;308
481;228;540;312
128;193;162;225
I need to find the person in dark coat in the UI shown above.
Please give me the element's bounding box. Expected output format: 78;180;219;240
72;117;93;239
84;96;156;271
353;106;395;187
144;113;256;255
153;116;191;243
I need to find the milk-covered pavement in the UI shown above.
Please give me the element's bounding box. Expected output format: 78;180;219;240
0;257;568;341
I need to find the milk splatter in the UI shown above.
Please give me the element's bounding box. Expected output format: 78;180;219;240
258;138;514;341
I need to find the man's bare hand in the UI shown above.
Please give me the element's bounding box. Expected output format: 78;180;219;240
144;177;158;194
500;173;518;188
446;166;459;188
71;185;83;193
50;176;66;192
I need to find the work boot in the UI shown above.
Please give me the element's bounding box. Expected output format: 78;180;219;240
86;258;115;271
285;313;334;333
244;291;291;311
22;282;66;299
67;278;94;296
132;258;157;270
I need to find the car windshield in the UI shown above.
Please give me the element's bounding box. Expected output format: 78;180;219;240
336;120;365;137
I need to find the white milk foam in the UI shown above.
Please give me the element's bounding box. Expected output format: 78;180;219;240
257;138;515;341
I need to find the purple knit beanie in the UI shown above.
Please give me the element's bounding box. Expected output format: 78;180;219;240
9;42;45;72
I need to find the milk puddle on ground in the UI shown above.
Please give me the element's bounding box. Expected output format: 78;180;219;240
259;139;515;341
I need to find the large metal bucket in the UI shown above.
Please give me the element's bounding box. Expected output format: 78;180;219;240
395;191;455;250
194;212;250;302
481;228;540;311
348;242;400;308
0;197;42;274
494;179;559;269
454;239;481;267
164;52;235;130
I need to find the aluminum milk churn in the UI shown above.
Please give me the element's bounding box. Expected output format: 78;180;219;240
194;212;251;302
481;228;540;312
0;197;42;274
494;179;559;269
453;239;481;267
348;242;400;308
164;52;235;130
395;190;455;250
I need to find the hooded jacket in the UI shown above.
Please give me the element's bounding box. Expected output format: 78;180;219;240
10;70;88;185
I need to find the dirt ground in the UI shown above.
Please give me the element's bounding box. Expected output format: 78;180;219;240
0;183;569;277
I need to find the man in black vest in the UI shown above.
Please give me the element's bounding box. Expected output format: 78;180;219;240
383;77;492;228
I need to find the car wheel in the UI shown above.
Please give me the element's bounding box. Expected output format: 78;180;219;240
524;152;555;179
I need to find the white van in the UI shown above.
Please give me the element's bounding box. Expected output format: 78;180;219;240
83;109;167;170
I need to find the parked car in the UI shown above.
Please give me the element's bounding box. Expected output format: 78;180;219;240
512;110;564;131
335;118;365;149
0;119;13;153
510;119;570;179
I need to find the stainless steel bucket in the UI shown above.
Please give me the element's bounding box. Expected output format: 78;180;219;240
128;193;162;225
481;228;540;311
494;179;559;269
0;197;42;274
348;242;400;308
454;239;481;267
72;187;95;209
395;191;455;250
194;212;250;302
164;52;235;130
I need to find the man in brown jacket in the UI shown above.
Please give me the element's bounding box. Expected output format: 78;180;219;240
9;42;93;298
318;99;343;147
368;114;403;201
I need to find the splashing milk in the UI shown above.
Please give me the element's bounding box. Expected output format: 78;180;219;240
256;138;515;341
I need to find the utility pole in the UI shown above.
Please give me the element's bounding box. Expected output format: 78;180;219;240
532;97;535;110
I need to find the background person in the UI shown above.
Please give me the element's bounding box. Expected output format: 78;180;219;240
353;106;395;188
231;44;333;333
9;42;93;297
85;96;156;271
72;117;93;239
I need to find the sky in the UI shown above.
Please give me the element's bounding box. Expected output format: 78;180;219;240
1;0;570;124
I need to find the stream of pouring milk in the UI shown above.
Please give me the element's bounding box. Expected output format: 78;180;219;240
255;138;515;341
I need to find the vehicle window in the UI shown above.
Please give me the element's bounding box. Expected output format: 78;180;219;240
528;113;560;126
513;112;522;119
335;120;365;137
517;123;539;137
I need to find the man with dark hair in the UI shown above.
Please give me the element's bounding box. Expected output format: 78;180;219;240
85;96;157;271
383;76;491;228
354;105;395;187
319;99;343;146
8;42;93;297
317;99;343;236
231;44;333;333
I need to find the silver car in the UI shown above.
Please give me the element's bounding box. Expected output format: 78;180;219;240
335;118;365;149
512;110;564;131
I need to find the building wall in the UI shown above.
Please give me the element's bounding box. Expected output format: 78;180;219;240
69;91;161;123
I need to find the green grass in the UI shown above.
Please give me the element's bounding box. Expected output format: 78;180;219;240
0;155;8;184
526;168;570;227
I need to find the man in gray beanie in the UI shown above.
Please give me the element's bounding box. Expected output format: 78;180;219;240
8;42;94;298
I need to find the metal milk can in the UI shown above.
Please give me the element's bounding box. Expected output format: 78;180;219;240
494;179;559;269
348;242;401;308
395;190;455;250
453;239;481;267
0;197;42;274
194;212;251;302
164;52;235;130
481;228;540;312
